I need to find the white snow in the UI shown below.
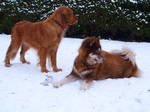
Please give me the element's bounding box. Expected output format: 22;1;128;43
0;34;150;112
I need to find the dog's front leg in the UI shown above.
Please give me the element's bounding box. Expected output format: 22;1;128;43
53;74;79;88
80;79;93;91
50;46;62;72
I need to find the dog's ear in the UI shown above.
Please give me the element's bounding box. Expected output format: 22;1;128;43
96;36;101;42
90;40;95;46
97;36;101;40
61;9;69;23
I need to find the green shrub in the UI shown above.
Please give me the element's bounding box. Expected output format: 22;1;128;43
0;0;150;42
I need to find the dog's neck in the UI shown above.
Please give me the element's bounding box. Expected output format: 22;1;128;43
79;55;92;66
52;18;64;30
81;59;86;66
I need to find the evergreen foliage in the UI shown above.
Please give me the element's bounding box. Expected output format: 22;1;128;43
0;0;150;42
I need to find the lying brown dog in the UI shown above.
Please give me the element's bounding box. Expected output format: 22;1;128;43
4;6;78;73
53;36;141;90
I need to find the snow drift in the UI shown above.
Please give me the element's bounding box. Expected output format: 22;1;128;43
0;34;150;112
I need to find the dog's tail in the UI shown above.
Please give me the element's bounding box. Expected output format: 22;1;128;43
110;47;142;77
110;47;136;66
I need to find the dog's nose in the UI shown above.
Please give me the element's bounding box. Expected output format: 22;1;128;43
102;58;106;62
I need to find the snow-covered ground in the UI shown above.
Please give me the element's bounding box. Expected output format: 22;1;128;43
0;34;150;112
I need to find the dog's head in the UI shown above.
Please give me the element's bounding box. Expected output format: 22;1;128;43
79;36;105;65
52;6;78;25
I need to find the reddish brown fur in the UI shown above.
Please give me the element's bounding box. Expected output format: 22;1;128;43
53;36;141;90
4;6;78;73
74;37;140;80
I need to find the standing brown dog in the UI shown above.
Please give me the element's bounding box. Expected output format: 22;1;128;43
53;36;141;90
4;6;78;73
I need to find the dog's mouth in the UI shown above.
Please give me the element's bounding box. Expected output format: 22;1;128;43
70;17;78;25
95;58;105;63
70;20;78;25
74;19;78;24
87;53;105;65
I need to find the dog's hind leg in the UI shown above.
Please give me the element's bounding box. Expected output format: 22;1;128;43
20;42;30;64
38;48;49;73
4;33;22;67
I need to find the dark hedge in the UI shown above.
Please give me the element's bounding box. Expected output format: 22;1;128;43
0;0;150;42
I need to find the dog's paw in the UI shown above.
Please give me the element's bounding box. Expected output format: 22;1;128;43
80;85;90;91
20;57;30;64
80;81;91;91
23;61;30;65
53;68;63;72
41;69;50;73
53;82;63;88
5;63;12;67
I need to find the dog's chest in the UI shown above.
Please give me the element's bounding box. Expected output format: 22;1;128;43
73;57;97;79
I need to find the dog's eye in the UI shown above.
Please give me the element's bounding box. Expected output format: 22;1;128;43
98;48;101;52
95;48;102;54
94;50;99;54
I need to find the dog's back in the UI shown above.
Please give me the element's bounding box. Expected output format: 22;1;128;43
110;47;141;78
95;47;141;80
